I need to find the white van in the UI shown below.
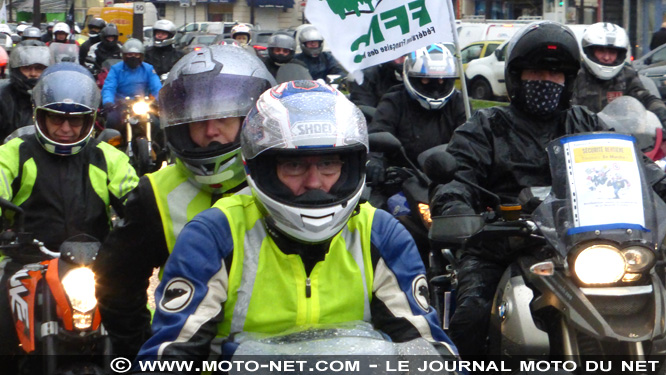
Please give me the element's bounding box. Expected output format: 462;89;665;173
456;22;525;48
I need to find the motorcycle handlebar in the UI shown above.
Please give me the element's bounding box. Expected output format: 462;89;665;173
0;197;24;232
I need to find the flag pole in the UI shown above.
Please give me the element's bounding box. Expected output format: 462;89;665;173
446;0;471;120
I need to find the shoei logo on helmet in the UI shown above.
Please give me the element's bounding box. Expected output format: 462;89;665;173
293;122;337;136
159;278;195;313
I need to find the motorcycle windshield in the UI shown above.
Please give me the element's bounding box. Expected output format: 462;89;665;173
534;132;666;257
232;321;442;357
49;43;79;64
597;96;661;153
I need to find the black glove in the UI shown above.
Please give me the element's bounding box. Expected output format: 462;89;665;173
439;200;475;216
103;102;115;115
366;159;385;185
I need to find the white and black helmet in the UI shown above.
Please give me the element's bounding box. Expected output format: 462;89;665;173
403;44;458;110
159;45;276;193
241;80;369;243
299;26;324;57
53;22;71;39
16;24;28;35
231;24;252;45
152;19;177;47
581;22;629;80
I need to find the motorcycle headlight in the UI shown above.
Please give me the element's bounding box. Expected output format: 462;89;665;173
622;246;655;273
573;244;625;284
61;267;97;329
132;101;150;116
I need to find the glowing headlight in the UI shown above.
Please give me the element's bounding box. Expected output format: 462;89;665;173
132;101;150;116
623;246;655;273
61;267;97;313
418;203;432;229
573;244;625;284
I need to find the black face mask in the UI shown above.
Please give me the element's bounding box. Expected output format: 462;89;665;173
124;57;142;69
518;80;565;116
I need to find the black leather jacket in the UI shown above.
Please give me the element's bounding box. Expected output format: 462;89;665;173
369;87;467;166
144;45;185;77
0;78;34;141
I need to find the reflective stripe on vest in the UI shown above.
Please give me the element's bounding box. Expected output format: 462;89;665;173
215;195;376;338
147;164;212;253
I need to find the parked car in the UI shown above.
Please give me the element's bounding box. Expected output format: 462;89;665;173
634;44;666;99
174;22;239;49
180;33;219;54
249;30;276;58
456;22;524;48
461;40;503;68
464;41;509;100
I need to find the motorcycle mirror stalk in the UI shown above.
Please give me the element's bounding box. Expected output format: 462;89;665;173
424;151;502;210
368;132;430;186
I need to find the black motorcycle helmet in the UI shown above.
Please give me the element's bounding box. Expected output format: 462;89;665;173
87;18;107;38
505;21;580;111
267;33;296;64
100;24;119;47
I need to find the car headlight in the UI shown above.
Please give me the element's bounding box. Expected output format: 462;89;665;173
132;101;150;116
573;244;626;284
61;267;97;329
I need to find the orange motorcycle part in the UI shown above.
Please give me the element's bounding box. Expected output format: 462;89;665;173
45;259;102;332
12;261;49;353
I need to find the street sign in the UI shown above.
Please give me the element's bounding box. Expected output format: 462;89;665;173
133;1;146;14
300;0;306;7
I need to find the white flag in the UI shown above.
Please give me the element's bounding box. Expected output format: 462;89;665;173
305;0;456;78
0;0;7;24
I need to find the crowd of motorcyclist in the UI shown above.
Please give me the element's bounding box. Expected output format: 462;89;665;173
1;15;666;374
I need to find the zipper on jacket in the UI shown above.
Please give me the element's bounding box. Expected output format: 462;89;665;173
305;277;311;298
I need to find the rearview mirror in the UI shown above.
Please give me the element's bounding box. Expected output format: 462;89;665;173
423;151;458;185
368;132;402;154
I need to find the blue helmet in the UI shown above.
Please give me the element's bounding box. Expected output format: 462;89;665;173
33;63;100;155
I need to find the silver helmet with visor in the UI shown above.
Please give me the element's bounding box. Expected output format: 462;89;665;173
159;44;276;193
33;63;100;155
241;80;369;243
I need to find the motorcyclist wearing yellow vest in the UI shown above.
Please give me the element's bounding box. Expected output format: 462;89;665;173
0;63;139;373
135;80;458;365
93;45;276;359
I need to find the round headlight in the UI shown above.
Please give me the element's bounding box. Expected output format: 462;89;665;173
573;244;625;284
61;267;97;313
623;246;655;273
132;101;150;116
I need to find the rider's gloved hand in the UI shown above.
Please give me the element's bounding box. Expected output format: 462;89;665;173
103;102;114;114
366;159;385;186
